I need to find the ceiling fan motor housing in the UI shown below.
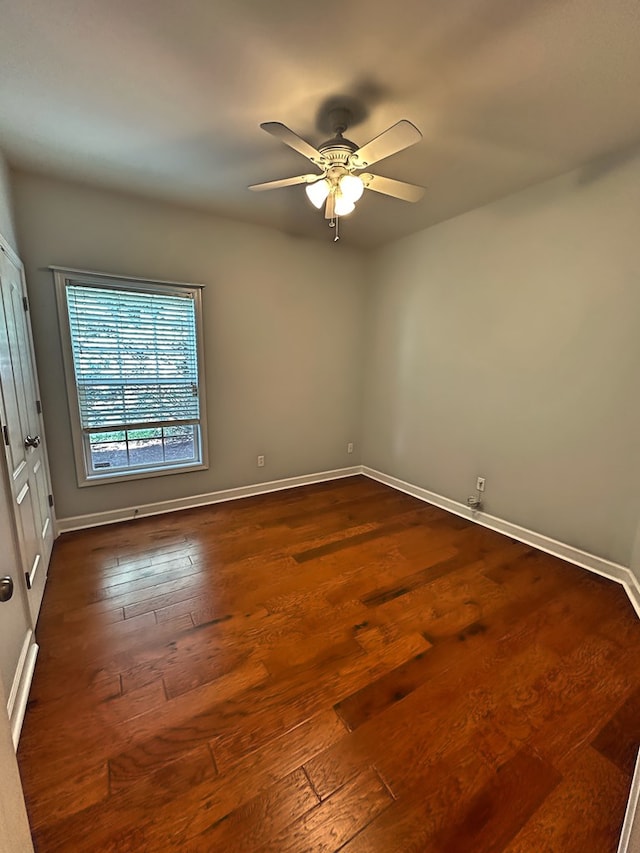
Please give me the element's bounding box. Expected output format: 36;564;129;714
318;135;359;167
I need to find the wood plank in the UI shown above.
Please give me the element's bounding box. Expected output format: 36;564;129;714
293;516;422;563
213;707;346;777
19;680;169;788
184;768;319;853
504;747;628;853
212;631;429;764
23;761;109;831
428;749;561;852
516;633;635;767
591;684;640;776
359;546;463;606
108;743;215;795
261;767;392;852
334;570;574;734
38;713;340;851
103;659;270;776
336;735;511;853
305;637;558;803
32;745;217;852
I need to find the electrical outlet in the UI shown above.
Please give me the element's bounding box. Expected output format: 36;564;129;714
257;455;265;467
476;476;485;492
347;442;354;454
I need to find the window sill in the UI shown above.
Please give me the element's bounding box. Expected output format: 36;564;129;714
77;460;209;488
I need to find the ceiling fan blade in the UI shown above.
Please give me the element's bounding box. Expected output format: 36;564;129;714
325;192;335;219
248;174;320;192
361;173;425;203
260;122;324;165
349;120;422;169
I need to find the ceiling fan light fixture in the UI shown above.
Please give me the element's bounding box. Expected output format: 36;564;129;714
339;173;364;203
305;178;330;209
334;194;356;217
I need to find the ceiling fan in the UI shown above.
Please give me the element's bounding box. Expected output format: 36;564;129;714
249;108;425;239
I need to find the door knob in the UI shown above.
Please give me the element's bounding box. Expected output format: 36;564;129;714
0;576;14;603
24;435;41;448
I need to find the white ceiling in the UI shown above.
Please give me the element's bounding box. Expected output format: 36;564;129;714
1;0;640;247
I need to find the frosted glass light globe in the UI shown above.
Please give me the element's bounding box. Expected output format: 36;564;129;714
339;174;364;203
334;195;356;216
305;179;330;209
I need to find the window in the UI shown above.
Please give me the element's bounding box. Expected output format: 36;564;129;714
53;268;208;486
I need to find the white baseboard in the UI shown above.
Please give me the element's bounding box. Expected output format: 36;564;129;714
361;466;640;613
59;463;639;607
56;466;362;532
618;750;640;853
6;630;38;750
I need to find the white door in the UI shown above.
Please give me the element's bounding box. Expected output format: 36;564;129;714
0;441;35;746
0;239;54;626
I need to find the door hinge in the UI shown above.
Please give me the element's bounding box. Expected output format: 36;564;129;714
24;571;32;590
23;295;29;312
36;399;42;414
48;493;54;508
2;425;8;446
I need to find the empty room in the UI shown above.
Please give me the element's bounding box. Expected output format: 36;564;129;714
1;0;640;850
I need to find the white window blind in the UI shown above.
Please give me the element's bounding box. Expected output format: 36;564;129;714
54;268;208;487
65;283;200;432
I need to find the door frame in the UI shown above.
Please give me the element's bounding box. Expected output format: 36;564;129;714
0;231;57;584
0;231;55;745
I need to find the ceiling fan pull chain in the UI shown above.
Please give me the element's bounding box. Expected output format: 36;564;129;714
334;216;340;241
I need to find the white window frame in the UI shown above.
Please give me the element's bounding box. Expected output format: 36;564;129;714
53;267;209;487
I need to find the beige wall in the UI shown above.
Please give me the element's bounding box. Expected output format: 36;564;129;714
362;151;640;567
0;153;17;253
0;679;33;853
10;155;640;568
11;171;367;521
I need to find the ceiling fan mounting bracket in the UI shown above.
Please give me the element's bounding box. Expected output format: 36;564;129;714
327;106;352;136
315;107;362;168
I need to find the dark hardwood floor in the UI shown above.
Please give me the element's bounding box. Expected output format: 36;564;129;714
17;476;640;851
